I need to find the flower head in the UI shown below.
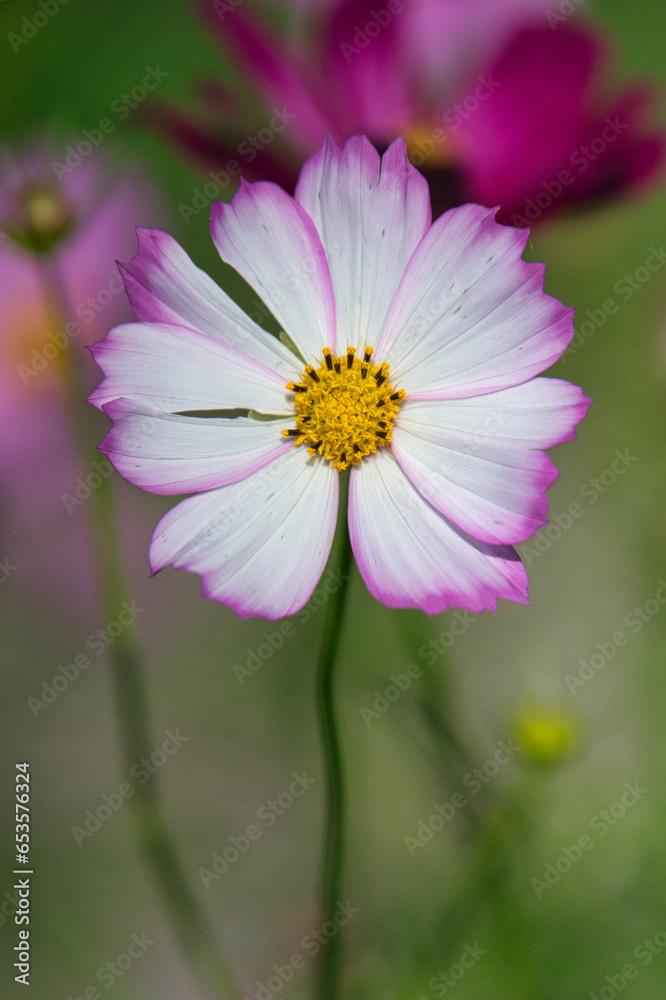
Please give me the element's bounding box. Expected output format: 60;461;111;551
153;0;663;224
0;136;163;406
0;135;164;612
0;139;101;255
91;135;590;619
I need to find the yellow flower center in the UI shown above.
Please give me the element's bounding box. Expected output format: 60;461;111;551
23;184;70;238
7;183;73;254
283;346;405;471
403;123;456;170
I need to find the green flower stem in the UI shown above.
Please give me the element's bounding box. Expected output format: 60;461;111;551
316;470;355;1000
39;260;240;1000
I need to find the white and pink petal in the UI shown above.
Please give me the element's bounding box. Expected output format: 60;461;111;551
348;450;528;615
211;181;335;362
120;228;297;378
376;204;574;399
89;322;292;414
99;399;291;495
150;448;339;620
391;380;591;544
295;135;431;355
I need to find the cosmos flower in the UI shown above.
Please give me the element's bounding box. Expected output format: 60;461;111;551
153;0;663;225
0;136;163;612
90;135;590;620
0;139;161;393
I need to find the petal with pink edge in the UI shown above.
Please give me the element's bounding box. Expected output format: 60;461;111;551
120;228;297;379
295;135;431;355
376;204;573;398
392;380;591;544
89;322;292;414
150;448;339;620
348;450;528;614
211;181;335;362
99;399;292;495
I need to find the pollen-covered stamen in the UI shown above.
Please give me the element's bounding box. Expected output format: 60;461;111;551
283;346;405;471
375;364;389;388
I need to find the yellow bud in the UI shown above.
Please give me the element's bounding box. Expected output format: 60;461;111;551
513;707;579;765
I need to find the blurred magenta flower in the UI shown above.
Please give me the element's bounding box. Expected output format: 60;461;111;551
154;0;663;224
0;138;161;395
90;135;589;619
0;136;163;612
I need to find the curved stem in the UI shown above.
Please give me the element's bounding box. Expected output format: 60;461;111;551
316;470;354;1000
39;259;239;1000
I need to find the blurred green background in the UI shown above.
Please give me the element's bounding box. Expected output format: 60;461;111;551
2;0;666;997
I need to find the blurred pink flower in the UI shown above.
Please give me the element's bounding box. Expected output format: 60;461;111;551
0;137;164;615
153;0;663;224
